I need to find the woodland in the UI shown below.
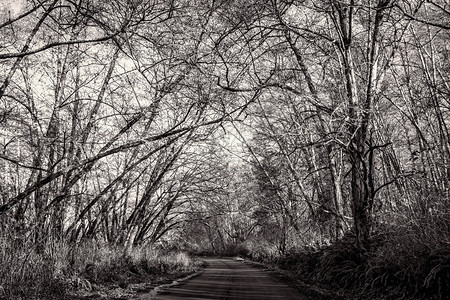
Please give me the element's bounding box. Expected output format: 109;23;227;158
0;0;449;299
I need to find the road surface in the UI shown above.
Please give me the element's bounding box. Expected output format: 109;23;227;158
149;257;310;299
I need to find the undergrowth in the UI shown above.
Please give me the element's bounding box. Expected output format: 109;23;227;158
277;210;450;300
0;237;201;300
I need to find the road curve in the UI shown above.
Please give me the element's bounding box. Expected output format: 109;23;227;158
149;257;310;300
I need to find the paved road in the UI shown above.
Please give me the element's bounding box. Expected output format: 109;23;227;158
150;257;310;300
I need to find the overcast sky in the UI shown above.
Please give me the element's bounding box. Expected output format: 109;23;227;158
1;0;25;17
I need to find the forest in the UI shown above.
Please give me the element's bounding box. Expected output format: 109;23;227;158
0;0;449;299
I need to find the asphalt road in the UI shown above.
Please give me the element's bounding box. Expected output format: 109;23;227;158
149;257;310;300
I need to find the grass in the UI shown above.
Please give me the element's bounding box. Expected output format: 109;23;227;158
0;237;202;300
274;210;450;300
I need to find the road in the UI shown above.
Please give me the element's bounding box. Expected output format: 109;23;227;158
147;257;310;300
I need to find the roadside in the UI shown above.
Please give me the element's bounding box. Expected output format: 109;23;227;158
242;259;345;300
64;268;203;300
0;242;204;300
62;253;204;300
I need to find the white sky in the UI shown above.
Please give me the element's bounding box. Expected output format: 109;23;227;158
1;0;25;17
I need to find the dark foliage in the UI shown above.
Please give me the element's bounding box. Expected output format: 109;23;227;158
277;223;449;300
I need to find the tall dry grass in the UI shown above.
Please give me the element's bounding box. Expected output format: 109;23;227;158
0;235;200;300
277;205;450;299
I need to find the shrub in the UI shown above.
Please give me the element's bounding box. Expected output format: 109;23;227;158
275;210;450;300
0;235;69;299
0;237;201;299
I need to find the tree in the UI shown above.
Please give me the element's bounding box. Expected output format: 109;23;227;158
0;0;243;252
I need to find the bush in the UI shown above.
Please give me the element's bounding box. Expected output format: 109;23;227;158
0;235;70;299
75;245;201;288
0;236;201;299
275;210;450;300
364;210;450;299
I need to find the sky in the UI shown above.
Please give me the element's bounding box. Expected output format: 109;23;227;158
1;0;25;17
